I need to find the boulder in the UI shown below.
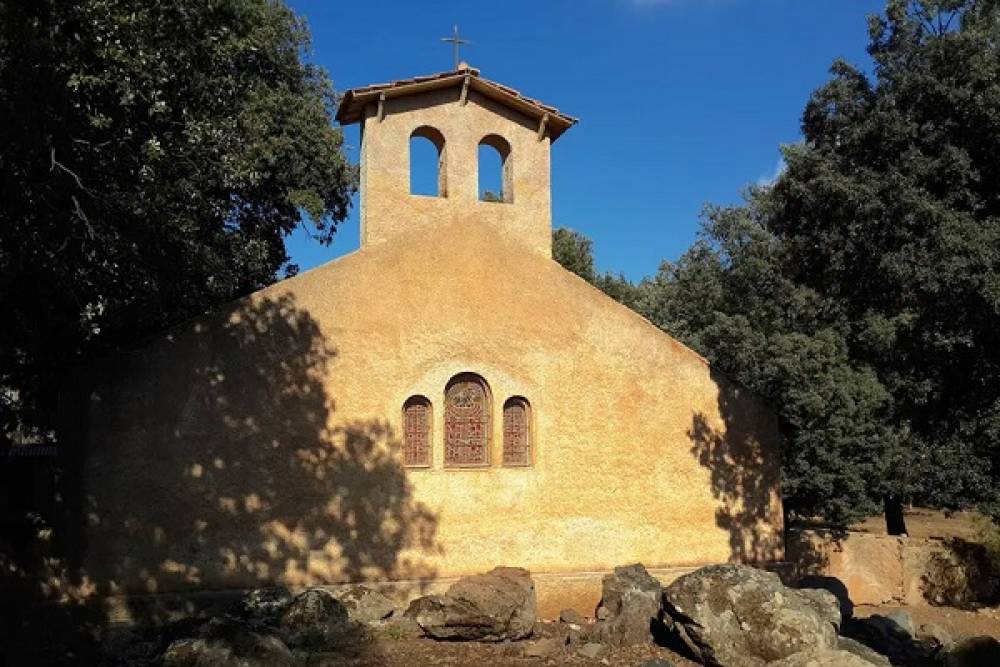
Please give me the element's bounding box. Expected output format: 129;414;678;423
942;636;1000;667
796;588;843;632
278;588;350;649
795;575;854;620
162;631;294;667
334;585;396;625
767;647;891;667
404;566;536;641
559;608;585;625
237;586;293;626
661;564;840;667
594;563;663;646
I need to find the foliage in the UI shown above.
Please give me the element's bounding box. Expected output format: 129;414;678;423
973;515;1000;576
0;0;357;437
553;0;1000;524
764;0;1000;517
552;228;597;282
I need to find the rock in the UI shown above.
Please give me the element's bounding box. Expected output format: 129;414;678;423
594;563;663;646
842;616;936;666
885;609;915;638
379;615;423;640
865;614;912;641
523;636;564;659
767;647;890;667
404;566;536;641
636;660;675;667
577;642;605;659
278;588;350;650
563;622;585;646
917;622;953;648
162;631;294;667
837;637;892;667
796;588;843;631
163;638;223;667
237;586;293;626
796;575;854;620
560;608;585;624
942;636;1000;667
661;564;839;667
99;627;163;666
334;585;396;625
197;615;245;640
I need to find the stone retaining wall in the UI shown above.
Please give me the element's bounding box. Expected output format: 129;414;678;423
787;528;995;608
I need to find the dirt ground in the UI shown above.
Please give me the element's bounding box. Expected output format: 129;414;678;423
304;620;700;667
850;508;984;540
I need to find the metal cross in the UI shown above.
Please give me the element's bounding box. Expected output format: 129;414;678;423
441;24;470;70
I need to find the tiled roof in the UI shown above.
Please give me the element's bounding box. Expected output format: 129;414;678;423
335;65;578;142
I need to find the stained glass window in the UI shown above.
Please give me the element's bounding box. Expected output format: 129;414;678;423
403;396;432;466
444;374;490;466
502;397;531;466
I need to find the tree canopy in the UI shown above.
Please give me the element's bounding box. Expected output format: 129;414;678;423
554;0;1000;526
0;0;357;439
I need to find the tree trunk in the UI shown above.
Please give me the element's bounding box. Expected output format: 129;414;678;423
884;496;908;536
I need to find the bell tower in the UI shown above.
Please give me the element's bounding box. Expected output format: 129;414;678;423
336;64;577;257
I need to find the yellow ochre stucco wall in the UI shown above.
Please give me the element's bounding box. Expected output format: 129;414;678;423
61;218;783;604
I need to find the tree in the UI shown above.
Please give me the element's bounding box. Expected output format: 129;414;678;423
0;0;357;440
764;0;1000;520
552;227;597;282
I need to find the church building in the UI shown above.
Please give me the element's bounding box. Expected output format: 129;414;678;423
61;65;784;618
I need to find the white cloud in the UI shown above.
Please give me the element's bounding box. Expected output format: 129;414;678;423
757;156;787;187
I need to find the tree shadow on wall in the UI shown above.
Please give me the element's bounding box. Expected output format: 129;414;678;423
687;370;784;565
2;293;439;665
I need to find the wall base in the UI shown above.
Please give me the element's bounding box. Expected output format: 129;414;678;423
90;563;791;628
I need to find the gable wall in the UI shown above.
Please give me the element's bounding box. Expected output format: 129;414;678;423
58;220;783;606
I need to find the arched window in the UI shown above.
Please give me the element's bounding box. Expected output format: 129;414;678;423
502;397;531;466
410;126;447;197
402;396;432;467
444;373;491;466
478;134;512;203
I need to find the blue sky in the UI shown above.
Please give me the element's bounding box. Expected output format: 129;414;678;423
285;0;886;281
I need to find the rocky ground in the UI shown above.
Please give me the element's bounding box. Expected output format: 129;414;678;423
69;563;1000;667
